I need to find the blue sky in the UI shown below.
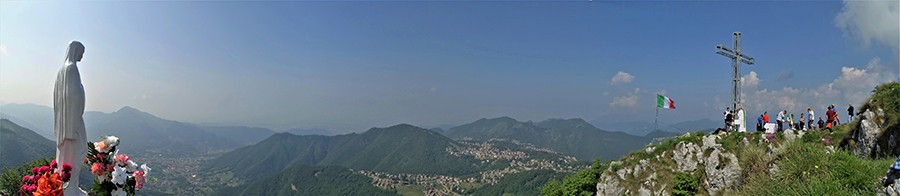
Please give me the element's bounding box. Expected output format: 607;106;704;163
1;1;897;133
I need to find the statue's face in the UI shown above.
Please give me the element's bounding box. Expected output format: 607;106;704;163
77;51;83;62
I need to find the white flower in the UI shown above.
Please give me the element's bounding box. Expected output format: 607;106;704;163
125;160;137;172
104;136;120;148
111;166;128;185
111;188;127;196
98;174;110;181
140;164;151;178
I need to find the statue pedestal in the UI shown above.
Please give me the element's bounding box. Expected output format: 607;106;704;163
65;187;88;196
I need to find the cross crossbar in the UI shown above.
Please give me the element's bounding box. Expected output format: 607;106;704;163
715;32;756;114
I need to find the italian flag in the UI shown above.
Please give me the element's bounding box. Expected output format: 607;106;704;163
657;94;675;109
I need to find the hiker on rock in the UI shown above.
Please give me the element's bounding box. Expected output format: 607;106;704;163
826;106;836;131
723;107;730;123
757;114;764;132
723;110;734;133
848;104;855;122
818;117;825;130
785;114;794;129
808;108;815;130
800;113;806;131
777;110;785;132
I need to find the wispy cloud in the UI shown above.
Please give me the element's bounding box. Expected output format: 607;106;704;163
610;71;635;86
835;0;900;50
610;88;640;108
774;70;794;82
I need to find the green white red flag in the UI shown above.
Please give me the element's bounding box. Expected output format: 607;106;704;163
657;94;675;109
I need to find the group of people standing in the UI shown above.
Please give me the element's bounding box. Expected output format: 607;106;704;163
722;103;856;133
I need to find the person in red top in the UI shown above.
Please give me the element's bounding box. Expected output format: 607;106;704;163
763;111;769;123
826;106;837;131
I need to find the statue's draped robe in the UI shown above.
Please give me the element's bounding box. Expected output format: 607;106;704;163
55;42;87;196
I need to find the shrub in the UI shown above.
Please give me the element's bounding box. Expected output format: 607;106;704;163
672;171;699;196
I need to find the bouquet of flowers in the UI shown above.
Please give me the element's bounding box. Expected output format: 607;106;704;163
19;160;72;196
85;136;154;196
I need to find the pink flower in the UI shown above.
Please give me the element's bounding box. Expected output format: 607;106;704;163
21;175;32;184
32;167;39;175
91;163;105;175
133;170;145;190
106;164;115;173
38;166;50;174
61;163;72;172
114;154;130;167
50;160;57;170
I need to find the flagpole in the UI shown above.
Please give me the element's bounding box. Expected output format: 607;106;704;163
655;94;659;134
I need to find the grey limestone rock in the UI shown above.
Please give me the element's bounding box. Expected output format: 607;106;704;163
596;174;626;196
673;141;702;172
703;145;741;195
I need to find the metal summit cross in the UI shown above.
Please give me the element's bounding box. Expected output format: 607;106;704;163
716;32;755;113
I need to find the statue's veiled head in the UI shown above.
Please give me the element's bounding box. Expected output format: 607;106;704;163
66;41;85;63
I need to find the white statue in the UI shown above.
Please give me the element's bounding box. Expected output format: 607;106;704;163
55;41;88;196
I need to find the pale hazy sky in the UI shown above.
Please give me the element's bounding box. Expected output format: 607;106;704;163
1;1;897;133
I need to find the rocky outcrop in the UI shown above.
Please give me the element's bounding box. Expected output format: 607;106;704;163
699;135;741;195
597;166;627;196
596;134;741;196
672;141;702;172
847;108;899;159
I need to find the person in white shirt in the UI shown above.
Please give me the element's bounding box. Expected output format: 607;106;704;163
808;108;815;130
777;110;785;132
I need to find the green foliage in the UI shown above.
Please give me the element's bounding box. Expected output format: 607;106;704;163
540;157;604;196
213;164;398;196
0;157;53;195
469;170;566;196
540;179;565;196
671;171;699;196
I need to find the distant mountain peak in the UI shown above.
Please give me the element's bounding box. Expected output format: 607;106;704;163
475;116;519;123
116;106;141;113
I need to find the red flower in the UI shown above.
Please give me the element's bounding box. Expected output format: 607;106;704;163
60;172;71;182
61;163;72;172
50;160;57;170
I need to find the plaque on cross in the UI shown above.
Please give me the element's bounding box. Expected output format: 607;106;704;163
716;32;755;114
